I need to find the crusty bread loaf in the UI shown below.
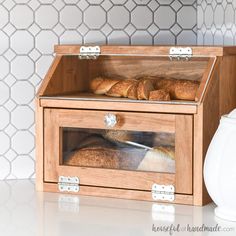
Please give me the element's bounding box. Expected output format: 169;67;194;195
127;81;139;99
156;78;199;101
118;148;146;170
90;76;199;101
173;80;199;100
137;79;155;100
64;147;120;169
90;77;104;92
156;78;174;92
149;89;170;101
137;146;175;173
106;79;137;97
65;145;148;170
135;75;162;86
94;78;120;95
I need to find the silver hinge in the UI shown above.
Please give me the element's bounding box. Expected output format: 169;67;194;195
152;184;175;202
169;47;192;61
79;46;100;60
58;176;80;193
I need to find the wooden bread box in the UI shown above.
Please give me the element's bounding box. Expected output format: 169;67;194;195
36;45;236;206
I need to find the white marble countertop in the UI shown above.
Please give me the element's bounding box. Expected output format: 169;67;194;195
0;180;236;236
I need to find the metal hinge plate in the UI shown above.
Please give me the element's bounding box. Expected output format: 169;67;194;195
169;47;192;61
58;176;80;193
79;46;100;59
152;184;175;202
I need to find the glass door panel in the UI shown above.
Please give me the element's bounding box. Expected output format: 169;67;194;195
62;128;175;174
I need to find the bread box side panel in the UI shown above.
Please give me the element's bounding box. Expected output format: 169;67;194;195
37;55;90;97
194;58;221;206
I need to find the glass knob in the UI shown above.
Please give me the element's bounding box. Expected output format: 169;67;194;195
104;113;117;128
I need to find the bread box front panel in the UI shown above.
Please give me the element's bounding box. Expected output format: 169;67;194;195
43;108;193;199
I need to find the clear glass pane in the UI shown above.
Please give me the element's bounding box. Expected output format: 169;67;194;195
42;55;212;104
62;128;175;173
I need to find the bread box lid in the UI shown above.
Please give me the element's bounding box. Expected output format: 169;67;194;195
37;45;233;113
54;45;236;57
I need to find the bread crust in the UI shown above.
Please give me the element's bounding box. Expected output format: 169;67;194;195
137;147;175;173
137;79;155;100
94;78;120;95
90;77;104;92
156;78;174;92
173;80;199;100
106;79;137;97
149;89;171;101
127;81;139;99
156;78;199;101
65;146;147;170
91;76;199;101
65;147;120;169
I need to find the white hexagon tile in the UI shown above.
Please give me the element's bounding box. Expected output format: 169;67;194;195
197;0;236;45
0;0;200;180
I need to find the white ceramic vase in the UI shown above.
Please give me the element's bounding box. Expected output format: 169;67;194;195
204;109;236;221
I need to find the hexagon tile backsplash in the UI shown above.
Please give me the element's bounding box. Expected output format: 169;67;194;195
197;0;236;45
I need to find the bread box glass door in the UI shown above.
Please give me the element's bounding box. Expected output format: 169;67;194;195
44;108;193;196
40;53;215;106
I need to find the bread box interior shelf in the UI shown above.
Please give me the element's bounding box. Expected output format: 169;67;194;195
36;45;236;206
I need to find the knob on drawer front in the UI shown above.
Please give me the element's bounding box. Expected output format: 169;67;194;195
104;113;118;128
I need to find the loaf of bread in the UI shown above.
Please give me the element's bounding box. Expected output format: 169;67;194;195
118;148;146;170
137;79;155;100
156;79;173;92
63;132;141;169
90;76;199;101
106;79;137;97
64;147;120;169
156;78;199;101
65;146;147;170
64;135;145;170
127;81;139;99
92;77;121;95
90;76;104;92
173;80;199;100
137;146;175;173
149;89;171;101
